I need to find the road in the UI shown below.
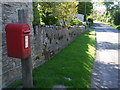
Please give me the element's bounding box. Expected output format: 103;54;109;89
91;22;120;88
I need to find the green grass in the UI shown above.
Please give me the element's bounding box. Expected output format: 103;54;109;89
32;30;96;88
88;26;95;29
11;30;96;88
11;80;22;88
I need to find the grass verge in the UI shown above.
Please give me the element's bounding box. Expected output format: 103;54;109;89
33;30;96;88
11;80;22;88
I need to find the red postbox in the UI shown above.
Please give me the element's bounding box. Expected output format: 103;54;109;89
5;24;31;59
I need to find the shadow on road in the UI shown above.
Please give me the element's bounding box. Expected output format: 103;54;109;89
97;42;120;50
94;23;106;27
93;22;119;33
91;22;120;88
91;61;120;88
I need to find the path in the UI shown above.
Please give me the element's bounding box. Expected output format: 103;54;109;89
91;22;120;88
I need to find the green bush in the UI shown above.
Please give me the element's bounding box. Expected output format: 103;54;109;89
114;10;120;25
33;2;41;25
88;18;93;24
116;25;120;30
69;19;83;26
87;18;93;27
55;21;61;26
42;15;60;25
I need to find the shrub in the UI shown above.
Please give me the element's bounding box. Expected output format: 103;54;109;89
88;18;93;24
116;25;120;30
114;10;120;25
42;15;60;25
87;18;93;27
69;19;83;26
55;21;61;26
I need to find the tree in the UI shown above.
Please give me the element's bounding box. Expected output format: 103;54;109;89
93;2;120;25
33;2;41;25
33;2;78;26
103;2;120;24
38;2;58;25
103;2;114;11
54;2;78;26
114;10;120;25
77;2;93;21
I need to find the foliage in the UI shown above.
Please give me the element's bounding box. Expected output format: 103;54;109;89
53;2;78;26
103;2;119;24
77;2;93;21
69;19;83;26
92;10;98;21
86;16;93;27
42;14;59;25
33;2;78;26
114;10;120;25
87;16;93;23
33;31;96;88
33;2;41;25
116;25;120;30
88;18;93;23
88;26;95;29
38;2;57;25
93;2;120;26
103;2;114;11
11;80;22;88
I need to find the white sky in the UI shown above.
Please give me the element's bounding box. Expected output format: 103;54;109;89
93;3;106;11
93;1;119;11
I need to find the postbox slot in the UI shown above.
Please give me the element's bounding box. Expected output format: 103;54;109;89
23;30;30;34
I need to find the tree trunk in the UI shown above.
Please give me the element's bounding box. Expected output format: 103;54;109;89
63;19;66;26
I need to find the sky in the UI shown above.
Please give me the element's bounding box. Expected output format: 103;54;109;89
93;3;106;11
93;1;119;11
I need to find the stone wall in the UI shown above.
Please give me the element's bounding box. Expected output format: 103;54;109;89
32;25;85;68
1;2;86;88
1;2;33;88
0;2;2;90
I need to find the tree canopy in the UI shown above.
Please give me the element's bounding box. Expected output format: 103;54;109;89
53;2;78;26
33;2;78;26
93;2;120;25
77;2;93;16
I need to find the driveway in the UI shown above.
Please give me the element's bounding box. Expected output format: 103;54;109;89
91;22;120;88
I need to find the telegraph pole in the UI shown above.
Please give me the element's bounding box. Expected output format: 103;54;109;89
18;9;33;88
84;2;86;22
118;1;120;8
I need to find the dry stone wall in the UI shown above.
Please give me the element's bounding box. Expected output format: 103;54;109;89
1;2;33;88
0;2;2;90
1;2;86;88
32;26;85;68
